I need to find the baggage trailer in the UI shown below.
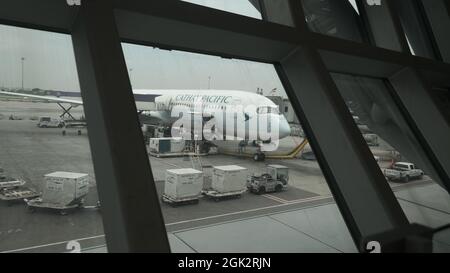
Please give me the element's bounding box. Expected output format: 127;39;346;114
25;172;91;215
202;189;246;202
0;187;40;206
0;175;38;206
26;197;84;215
0;177;26;189
162;168;203;207
61;120;87;136
161;194;199;207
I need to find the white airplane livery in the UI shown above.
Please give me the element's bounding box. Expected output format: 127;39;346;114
140;90;291;141
0;89;291;150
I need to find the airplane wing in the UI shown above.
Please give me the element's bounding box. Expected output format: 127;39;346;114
0;90;83;105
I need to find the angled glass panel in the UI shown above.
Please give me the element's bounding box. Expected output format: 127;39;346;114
120;42;355;253
430;87;450;124
300;0;365;43
392;0;438;59
331;73;450;250
181;0;262;19
419;0;450;62
0;24;104;253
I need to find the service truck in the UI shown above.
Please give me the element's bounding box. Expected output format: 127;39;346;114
37;117;64;128
383;162;424;182
247;165;289;194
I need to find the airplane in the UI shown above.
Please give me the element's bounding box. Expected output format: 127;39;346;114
0;89;291;161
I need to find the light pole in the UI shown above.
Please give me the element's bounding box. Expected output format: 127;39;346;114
208;76;211;89
21;57;25;90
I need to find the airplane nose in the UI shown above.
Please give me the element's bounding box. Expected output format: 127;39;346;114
279;116;291;139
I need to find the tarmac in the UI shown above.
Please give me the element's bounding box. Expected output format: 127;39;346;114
0;100;446;253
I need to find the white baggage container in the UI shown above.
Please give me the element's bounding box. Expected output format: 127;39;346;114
170;138;185;153
149;138;170;153
212;165;247;193
164;168;203;200
42;172;89;205
149;137;185;154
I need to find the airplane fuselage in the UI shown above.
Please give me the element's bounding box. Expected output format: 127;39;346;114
137;89;291;141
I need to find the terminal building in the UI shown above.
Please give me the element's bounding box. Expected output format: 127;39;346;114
266;95;300;125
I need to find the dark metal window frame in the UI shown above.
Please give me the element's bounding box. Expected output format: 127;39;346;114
0;0;449;253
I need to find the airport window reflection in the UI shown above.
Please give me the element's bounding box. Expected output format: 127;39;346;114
0;25;104;253
419;0;450;63
300;0;365;43
181;0;262;19
122;43;357;253
331;73;450;243
391;0;438;59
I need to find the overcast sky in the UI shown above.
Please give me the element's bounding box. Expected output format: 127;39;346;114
0;1;290;97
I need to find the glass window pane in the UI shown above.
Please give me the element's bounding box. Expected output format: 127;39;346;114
181;0;308;27
431;87;450;124
0;25;104;253
331;73;450;247
419;0;450;62
122;43;356;253
300;0;365;43
392;0;438;59
181;0;262;19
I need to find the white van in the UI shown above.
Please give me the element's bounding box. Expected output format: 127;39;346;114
37;117;65;128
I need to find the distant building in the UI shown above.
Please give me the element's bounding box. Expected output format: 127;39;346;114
266;95;299;125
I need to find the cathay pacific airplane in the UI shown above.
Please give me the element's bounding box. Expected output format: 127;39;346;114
0;89;291;159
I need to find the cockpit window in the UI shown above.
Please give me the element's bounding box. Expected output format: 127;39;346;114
257;106;280;115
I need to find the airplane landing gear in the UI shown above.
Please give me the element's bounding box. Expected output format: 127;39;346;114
252;140;266;161
253;152;266;162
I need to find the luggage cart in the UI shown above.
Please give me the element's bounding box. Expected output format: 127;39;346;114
202;189;246;202
0;187;40;206
61;120;87;136
161;194;200;207
26;197;85;215
0;177;26;189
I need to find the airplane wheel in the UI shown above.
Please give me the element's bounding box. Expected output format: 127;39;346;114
275;184;283;192
253;153;260;161
259;153;266;161
253;153;265;162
